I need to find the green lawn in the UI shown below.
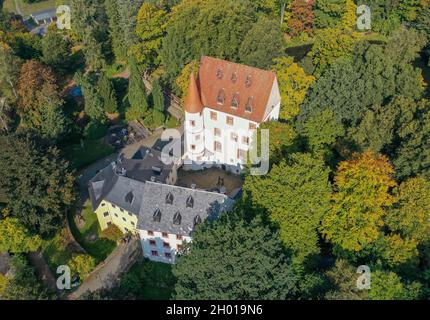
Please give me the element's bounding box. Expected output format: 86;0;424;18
68;201;116;263
165;116;181;129
3;0;70;16
62;139;114;170
120;259;176;300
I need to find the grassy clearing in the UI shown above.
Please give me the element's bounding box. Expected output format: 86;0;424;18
68;201;116;263
3;0;70;16
62;139;114;170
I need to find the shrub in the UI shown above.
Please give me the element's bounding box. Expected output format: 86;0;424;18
68;254;96;280
101;224;123;242
84;121;109;140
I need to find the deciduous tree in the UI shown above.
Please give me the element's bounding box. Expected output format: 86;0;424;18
133;2;167;69
239;16;284;69
244;153;331;267
272;56;315;120
321;152;397;252
173;212;298;299
0;217;42;253
287;0;315;37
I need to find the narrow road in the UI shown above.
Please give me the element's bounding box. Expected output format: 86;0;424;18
14;0;23;16
68;239;141;300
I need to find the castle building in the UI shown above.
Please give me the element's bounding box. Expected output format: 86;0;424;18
184;56;281;173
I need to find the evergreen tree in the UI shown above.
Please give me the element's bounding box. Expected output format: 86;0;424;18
105;0;143;62
74;72;105;122
41;29;72;73
70;0;109;70
126;58;148;120
97;72;118;114
151;79;164;113
0;134;75;237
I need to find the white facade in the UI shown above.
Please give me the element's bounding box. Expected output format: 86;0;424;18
138;229;191;264
184;80;281;174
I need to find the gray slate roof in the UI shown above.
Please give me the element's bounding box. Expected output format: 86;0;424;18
31;8;56;21
138;181;234;236
88;147;174;214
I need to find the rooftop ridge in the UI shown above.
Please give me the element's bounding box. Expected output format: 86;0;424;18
144;180;229;199
200;55;276;77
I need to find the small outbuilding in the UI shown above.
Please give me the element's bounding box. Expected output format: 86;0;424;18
30;8;57;25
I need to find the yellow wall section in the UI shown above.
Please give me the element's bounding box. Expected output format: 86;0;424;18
95;201;139;234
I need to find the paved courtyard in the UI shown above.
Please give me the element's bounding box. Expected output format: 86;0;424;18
177;167;243;197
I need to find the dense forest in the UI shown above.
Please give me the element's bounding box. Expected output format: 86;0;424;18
0;0;430;300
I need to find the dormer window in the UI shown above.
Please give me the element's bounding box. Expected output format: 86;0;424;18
153;208;161;222
231;72;237;83
186;195;194;208
194;215;202;227
231;93;239;109
245;75;252;88
245;97;254;113
217;89;225;105
166;192;174;205
173;211;182;225
125;191;134;204
216;68;223;79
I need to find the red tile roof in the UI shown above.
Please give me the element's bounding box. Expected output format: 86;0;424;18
195;56;277;123
184;72;203;114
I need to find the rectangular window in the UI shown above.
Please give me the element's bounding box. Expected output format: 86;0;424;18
231;132;238;142
131;221;135;226
165;253;172;259
190;120;196;127
214;128;221;137
122;217;126;222
245;97;254;113
214;141;222;153
149;240;156;246
210;111;217;121
101;203;106;207
111;204;116;208
242;136;250;145
148;230;154;236
249;123;257;130
114;213;118;218
151;251;158;257
103;212;109;217
237;149;247;160
163;242;170;249
176;235;183;241
226;116;234;126
196;134;201;141
162;232;169;238
191;144;196;151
